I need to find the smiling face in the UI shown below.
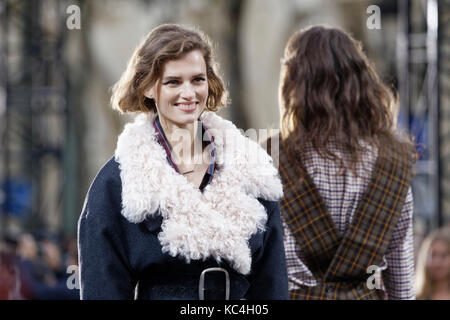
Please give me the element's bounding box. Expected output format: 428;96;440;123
145;49;208;129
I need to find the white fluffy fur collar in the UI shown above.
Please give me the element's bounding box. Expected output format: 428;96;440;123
114;112;282;275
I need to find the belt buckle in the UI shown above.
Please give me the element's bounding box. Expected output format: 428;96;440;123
199;267;230;300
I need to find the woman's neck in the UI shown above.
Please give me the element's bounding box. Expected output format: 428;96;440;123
158;116;203;165
433;279;450;294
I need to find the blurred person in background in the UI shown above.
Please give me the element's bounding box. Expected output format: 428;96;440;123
31;237;79;300
0;238;18;299
0;235;33;299
274;25;417;300
0;251;20;299
415;228;450;300
12;233;78;300
16;233;41;299
17;233;40;275
40;239;63;288
62;236;78;269
78;23;288;300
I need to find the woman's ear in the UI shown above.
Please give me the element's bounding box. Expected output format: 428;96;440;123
144;87;155;99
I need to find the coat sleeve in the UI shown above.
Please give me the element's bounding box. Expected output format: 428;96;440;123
78;159;137;300
246;199;289;300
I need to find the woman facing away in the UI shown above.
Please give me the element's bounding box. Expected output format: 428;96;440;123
77;24;289;300
415;228;450;300
274;25;418;300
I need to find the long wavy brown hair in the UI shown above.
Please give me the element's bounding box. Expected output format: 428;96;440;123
280;25;417;175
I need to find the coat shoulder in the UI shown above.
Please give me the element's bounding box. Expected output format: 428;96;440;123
89;156;121;192
81;156;122;220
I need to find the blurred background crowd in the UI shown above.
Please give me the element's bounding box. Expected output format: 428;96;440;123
0;0;449;299
0;232;78;299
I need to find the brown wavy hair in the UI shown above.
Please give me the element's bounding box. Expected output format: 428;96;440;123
280;25;417;175
111;24;228;113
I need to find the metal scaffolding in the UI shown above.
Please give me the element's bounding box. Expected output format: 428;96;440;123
439;0;450;224
397;0;442;231
0;0;8;236
0;0;69;236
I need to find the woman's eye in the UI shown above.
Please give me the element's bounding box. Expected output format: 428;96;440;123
194;77;206;83
164;80;179;85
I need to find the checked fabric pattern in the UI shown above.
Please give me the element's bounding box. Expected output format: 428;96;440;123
276;140;414;300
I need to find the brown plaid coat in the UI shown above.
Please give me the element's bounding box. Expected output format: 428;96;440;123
270;138;414;300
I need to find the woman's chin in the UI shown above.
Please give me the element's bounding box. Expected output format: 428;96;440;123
169;114;201;127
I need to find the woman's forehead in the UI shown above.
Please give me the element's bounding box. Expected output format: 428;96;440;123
161;50;206;77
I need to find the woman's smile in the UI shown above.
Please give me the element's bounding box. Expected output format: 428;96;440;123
175;101;199;112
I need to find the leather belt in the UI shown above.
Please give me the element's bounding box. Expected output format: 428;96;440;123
199;267;230;300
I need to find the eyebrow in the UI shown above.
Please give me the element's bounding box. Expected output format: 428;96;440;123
162;73;206;81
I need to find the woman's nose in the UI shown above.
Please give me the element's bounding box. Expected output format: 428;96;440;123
180;83;195;100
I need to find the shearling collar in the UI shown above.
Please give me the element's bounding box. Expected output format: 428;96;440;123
114;112;283;274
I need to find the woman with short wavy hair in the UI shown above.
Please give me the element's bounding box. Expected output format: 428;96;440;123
78;24;288;300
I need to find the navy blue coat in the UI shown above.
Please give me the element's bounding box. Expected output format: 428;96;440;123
78;157;289;300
